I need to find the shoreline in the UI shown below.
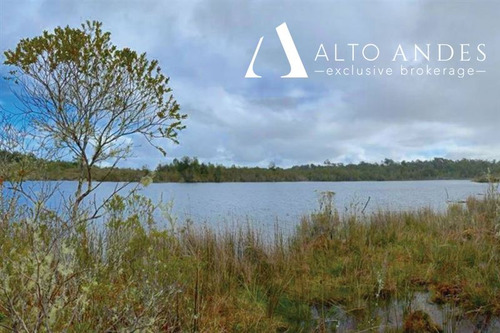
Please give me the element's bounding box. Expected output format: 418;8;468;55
3;190;500;331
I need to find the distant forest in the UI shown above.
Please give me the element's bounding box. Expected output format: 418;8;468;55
155;157;498;183
1;151;499;183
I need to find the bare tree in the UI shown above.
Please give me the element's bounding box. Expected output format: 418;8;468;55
3;21;186;220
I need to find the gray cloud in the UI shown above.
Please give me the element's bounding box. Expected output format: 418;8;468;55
1;0;499;168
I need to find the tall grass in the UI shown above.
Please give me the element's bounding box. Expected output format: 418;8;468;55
1;189;500;332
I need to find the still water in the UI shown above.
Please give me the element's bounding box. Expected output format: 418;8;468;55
20;180;489;233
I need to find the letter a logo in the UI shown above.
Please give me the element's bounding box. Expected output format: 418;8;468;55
245;22;308;79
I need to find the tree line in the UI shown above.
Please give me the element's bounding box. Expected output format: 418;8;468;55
155;156;498;182
3;152;498;183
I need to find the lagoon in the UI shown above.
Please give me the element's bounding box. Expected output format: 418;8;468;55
23;179;489;234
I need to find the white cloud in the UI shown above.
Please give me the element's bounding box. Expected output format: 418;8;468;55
1;0;499;167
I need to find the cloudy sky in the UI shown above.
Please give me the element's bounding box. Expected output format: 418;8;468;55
0;0;499;168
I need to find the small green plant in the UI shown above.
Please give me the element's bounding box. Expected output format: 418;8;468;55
2;184;500;330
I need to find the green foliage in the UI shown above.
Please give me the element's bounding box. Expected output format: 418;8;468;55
155;156;500;182
2;187;500;331
3;151;500;183
4;21;186;146
3;21;186;221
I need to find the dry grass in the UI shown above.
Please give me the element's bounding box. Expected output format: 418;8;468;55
1;189;500;332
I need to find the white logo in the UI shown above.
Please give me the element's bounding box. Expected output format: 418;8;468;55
245;22;308;79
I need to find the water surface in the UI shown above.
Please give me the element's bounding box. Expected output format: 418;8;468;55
19;180;489;234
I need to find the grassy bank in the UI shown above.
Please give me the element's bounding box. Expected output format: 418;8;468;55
1;189;500;332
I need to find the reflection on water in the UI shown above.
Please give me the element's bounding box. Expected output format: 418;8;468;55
310;292;500;332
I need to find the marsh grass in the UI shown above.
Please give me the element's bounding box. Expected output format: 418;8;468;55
1;189;500;332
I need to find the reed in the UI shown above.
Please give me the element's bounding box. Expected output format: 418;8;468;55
1;190;500;332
